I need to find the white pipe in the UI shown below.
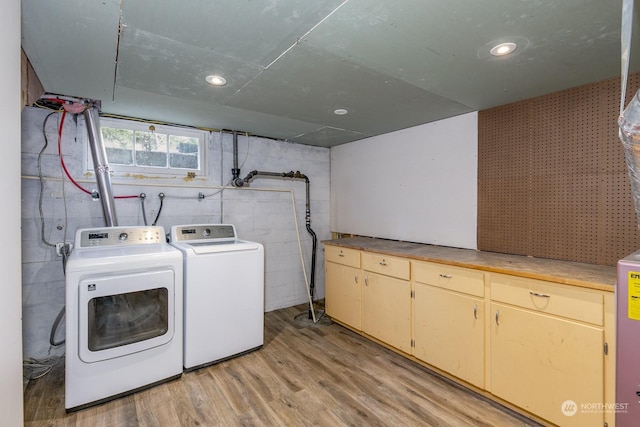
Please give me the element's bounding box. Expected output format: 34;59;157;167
289;190;317;323
22;175;294;192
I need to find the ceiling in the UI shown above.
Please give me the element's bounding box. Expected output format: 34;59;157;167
21;0;637;147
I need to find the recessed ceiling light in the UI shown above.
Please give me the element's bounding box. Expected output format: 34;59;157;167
490;42;517;57
205;75;227;86
334;108;348;115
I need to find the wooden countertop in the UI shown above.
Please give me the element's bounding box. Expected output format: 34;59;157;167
324;237;616;292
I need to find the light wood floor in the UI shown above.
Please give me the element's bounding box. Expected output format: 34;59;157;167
24;304;542;426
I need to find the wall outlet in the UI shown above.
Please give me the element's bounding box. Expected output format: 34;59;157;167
55;242;73;257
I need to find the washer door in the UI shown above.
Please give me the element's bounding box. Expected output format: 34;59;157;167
78;269;175;363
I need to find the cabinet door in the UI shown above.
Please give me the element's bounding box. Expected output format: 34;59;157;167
490;302;604;427
413;283;484;388
325;262;361;330
362;271;411;353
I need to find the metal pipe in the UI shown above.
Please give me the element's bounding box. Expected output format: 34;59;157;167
243;170;287;181
303;177;317;319
231;131;244;187
243;170;318;320
83;105;118;226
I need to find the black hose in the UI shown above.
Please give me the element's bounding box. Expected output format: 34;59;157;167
152;193;165;226
38;112;58;248
49;306;65;346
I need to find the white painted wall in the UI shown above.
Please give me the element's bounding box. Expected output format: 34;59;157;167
21;107;330;359
1;0;25;425
331;112;478;249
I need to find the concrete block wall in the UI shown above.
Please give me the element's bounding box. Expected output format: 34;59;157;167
21;106;330;359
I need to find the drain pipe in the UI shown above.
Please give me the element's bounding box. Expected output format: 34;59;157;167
231;131;245;187
303;175;318;319
83;102;118;226
243;170;318;320
229;133;318;320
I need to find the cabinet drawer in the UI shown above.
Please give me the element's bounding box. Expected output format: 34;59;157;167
362;252;410;280
412;261;484;298
325;245;360;268
491;274;603;325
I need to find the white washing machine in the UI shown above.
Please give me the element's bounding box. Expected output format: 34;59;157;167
170;224;264;370
65;226;183;411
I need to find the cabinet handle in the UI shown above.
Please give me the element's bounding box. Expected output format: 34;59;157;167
364;276;368;286
495;310;500;325
473;304;478;320
338;251;345;257
379;260;387;266
354;274;358;284
529;291;551;298
439;273;452;279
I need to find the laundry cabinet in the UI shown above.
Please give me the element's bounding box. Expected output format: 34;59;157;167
361;252;411;353
489;274;606;427
412;261;485;388
323;238;615;427
325;246;362;330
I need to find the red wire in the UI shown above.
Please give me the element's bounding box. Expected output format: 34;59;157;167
57;110;139;199
58;111;91;195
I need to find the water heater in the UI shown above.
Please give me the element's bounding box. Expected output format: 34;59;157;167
617;252;640;426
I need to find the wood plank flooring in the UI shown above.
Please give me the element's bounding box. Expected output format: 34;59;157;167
24;305;542;426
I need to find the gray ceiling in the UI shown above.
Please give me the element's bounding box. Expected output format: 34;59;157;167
21;0;637;147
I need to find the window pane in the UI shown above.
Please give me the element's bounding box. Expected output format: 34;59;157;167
95;119;205;175
101;127;133;165
169;135;199;169
135;131;167;167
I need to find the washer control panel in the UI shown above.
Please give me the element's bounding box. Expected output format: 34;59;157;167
77;226;165;247
171;224;236;242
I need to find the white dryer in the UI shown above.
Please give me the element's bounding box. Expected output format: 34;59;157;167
170;224;264;370
65;226;183;411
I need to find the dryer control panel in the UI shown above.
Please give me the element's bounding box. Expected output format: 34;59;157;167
171;224;236;242
76;226;166;247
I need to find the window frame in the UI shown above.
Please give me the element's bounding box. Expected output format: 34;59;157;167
85;116;208;178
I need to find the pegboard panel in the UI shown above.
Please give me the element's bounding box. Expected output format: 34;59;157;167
478;73;640;266
478;101;531;257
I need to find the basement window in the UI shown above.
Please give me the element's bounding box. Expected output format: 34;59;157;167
87;117;207;177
